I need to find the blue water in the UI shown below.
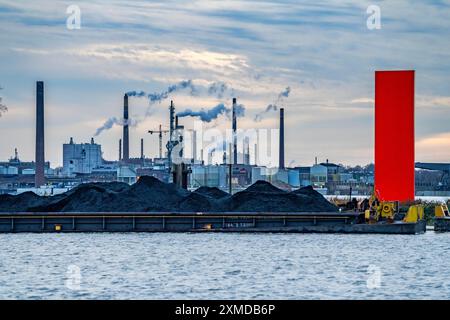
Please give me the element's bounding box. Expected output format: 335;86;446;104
0;232;449;299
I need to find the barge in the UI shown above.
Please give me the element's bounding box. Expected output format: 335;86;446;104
435;217;450;232
434;204;450;232
0;212;426;234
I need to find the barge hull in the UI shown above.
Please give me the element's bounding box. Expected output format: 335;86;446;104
435;217;450;232
0;212;426;234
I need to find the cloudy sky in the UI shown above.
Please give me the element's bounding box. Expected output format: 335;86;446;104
0;0;449;167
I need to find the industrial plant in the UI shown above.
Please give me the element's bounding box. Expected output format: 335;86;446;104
2;70;450;234
0;81;449;199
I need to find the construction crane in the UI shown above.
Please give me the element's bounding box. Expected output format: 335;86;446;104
148;125;169;159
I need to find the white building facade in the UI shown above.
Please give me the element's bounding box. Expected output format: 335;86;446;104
63;138;103;175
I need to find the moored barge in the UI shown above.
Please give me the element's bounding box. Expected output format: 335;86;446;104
0;211;426;234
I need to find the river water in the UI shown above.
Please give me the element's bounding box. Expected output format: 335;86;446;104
0;231;449;299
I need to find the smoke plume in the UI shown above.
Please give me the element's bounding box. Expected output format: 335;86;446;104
278;86;291;99
94;117;138;136
177;104;227;123
95;80;236;135
232;103;246;118
125;80;194;105
254;86;291;122
126;90;146;97
148;80;195;103
0;103;6;117
177;102;245;123
127;80;235;105
207;81;234;99
0;87;7;117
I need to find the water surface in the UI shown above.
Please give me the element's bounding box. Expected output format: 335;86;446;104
0;232;449;299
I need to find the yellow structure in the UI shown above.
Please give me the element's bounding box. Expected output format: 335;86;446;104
365;192;396;223
403;205;424;223
365;191;425;224
435;204;449;218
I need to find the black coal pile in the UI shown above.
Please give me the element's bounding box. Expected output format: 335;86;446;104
222;181;337;212
0;177;337;213
194;187;229;200
0;192;47;212
291;185;337;212
178;193;215;212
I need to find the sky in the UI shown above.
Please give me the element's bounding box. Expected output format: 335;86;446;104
0;0;449;168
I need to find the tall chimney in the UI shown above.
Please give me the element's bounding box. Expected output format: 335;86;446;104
35;81;45;187
279;108;285;169
246;138;250;165
119;139;122;161
242;137;250;165
208;149;213;165
168;100;175;168
169;100;175;139
232;97;237;164
192;130;197;161
140;138;144;160
123;94;129;162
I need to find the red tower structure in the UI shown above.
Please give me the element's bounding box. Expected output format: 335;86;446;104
375;70;415;202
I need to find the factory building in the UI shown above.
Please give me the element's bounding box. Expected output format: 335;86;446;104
190;165;228;188
251;167;289;186
63;137;103;175
0;148;51;175
117;166;137;185
310;161;342;188
0;166;19;175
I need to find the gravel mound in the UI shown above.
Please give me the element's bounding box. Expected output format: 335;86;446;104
1;177;337;213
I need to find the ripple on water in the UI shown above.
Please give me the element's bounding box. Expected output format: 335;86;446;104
0;232;449;299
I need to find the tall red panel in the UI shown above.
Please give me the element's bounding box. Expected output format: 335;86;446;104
375;70;415;202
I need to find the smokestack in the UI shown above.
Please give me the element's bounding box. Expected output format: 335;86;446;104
279;108;285;169
254;143;258;166
140;138;144;160
169;100;175;138
243;137;250;165
119;139;122;161
245;138;250;165
192;130;197;161
208;150;213;165
123;94;129;162
232;97;237;164
168;100;175;169
35;81;45;187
